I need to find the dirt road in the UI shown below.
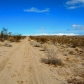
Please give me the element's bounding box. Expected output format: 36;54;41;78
0;37;68;84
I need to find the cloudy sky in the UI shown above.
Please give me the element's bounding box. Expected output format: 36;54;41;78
0;0;84;35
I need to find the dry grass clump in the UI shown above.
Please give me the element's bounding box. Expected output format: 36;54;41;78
75;47;83;54
30;40;41;47
41;49;64;66
75;47;84;56
41;43;49;51
61;46;84;56
75;47;82;51
46;57;63;66
67;68;84;84
66;48;76;55
33;41;41;47
68;50;75;55
74;68;84;79
65;57;71;61
67;78;84;84
80;73;84;79
61;44;67;48
3;42;12;47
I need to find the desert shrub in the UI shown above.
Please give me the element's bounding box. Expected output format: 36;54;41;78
42;43;49;51
40;37;48;43
15;35;21;42
46;49;63;66
74;68;84;79
80;73;84;79
29;35;34;39
67;48;76;55
21;36;26;39
75;47;83;52
68;51;74;55
63;53;68;56
8;37;16;42
46;57;63;66
9;35;26;42
0;38;4;42
67;78;84;84
11;35;21;42
3;43;12;47
33;41;41;47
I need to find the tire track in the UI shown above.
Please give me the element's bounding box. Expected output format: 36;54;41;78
0;41;24;71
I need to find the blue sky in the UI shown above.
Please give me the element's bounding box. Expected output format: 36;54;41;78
0;0;84;35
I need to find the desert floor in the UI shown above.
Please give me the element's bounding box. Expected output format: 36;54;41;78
0;37;84;84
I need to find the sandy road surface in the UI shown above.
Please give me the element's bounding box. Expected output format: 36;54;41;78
0;37;68;84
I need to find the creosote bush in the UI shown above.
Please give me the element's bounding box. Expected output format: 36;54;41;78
46;49;63;66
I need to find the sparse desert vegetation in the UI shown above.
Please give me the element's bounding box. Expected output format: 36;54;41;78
0;33;84;84
1;0;84;83
29;35;84;83
0;28;26;43
29;35;84;47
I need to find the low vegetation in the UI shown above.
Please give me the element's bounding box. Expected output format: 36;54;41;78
0;28;26;42
46;49;63;66
29;35;84;82
29;35;84;48
33;41;41;47
30;40;41;47
67;78;84;84
3;42;12;47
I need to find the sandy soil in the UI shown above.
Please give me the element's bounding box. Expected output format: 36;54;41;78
0;37;83;84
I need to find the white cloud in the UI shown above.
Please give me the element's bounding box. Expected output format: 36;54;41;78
66;6;79;9
56;33;78;36
24;7;50;13
30;33;79;36
66;0;84;9
72;24;81;27
66;0;84;5
68;6;76;9
72;24;84;30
